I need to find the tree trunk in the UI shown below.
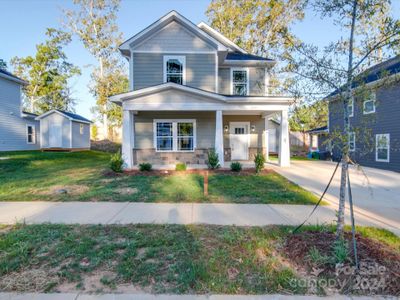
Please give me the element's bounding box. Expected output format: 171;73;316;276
99;57;108;140
337;0;357;238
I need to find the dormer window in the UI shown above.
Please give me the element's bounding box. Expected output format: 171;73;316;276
231;68;249;96
163;56;186;85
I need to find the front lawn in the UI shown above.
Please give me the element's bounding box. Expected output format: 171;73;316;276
0;151;320;204
0;224;398;295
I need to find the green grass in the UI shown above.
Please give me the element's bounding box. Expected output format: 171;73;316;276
0;224;397;294
0;151;320;204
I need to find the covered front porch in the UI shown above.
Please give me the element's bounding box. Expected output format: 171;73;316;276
110;83;292;169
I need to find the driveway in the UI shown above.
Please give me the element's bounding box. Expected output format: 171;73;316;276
271;160;400;235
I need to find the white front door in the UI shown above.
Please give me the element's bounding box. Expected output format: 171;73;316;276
230;122;250;160
49;124;62;148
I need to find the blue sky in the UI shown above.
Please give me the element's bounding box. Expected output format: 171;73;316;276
1;0;399;120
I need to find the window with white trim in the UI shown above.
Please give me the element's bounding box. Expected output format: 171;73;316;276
232;68;249;96
376;134;390;162
27;125;36;144
348;98;354;117
154;120;196;152
80;124;84;134
348;131;355;152
363;92;376;114
163;56;186;85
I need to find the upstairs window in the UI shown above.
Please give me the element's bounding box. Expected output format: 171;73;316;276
163;56;186;85
363;92;376;114
348;98;354;117
231;68;249;96
26;125;36;144
376;134;390;162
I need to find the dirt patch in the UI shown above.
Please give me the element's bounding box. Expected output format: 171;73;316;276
40;185;90;196
136;247;148;259
0;269;59;292
115;187;138;195
283;231;400;295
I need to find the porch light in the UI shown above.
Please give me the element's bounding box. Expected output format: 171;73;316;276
224;125;229;132
251;125;256;132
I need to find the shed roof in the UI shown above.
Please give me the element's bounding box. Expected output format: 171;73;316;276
225;52;274;62
36;109;92;124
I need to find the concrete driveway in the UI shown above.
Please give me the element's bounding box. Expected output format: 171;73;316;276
271;160;400;235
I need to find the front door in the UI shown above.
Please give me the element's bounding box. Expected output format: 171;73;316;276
230;122;250;160
49;124;62;148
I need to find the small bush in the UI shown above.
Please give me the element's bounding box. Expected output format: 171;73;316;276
254;152;266;173
175;163;187;171
207;148;220;169
230;161;242;172
332;239;349;264
110;151;124;173
139;162;152;171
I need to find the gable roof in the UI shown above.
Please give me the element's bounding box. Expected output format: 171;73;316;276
0;69;28;85
119;11;228;56
329;55;400;97
36;109;92;124
197;22;247;53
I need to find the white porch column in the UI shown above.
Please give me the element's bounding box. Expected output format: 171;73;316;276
279;109;290;167
215;110;225;167
122;110;134;169
263;116;270;161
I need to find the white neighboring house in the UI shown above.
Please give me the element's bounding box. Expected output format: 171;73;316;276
110;11;293;169
35;110;92;151
0;69;40;151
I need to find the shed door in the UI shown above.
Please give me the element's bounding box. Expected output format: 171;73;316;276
49;124;62;148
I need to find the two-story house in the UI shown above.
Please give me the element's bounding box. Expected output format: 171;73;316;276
328;55;400;172
110;11;293;169
0;69;40;151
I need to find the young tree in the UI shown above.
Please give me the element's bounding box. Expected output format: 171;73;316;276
64;0;128;140
287;0;400;238
0;59;7;70
11;29;80;113
289;101;328;132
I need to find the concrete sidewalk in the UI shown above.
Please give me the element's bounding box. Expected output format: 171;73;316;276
0;201;395;234
0;292;388;300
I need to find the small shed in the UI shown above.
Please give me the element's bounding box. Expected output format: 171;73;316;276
35;109;91;151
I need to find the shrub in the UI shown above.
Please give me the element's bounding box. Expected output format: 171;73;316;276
175;163;187;171
207;148;220;169
230;161;242;172
139;162;152;171
332;239;349;264
110;151;124;173
254;152;266;174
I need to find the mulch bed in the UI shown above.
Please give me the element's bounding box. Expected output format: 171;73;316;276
283;231;400;295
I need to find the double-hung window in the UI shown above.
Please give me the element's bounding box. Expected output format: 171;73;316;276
348;97;354;117
163;56;186;85
348;131;355;152
26;125;36;144
154;120;196;152
376;134;390;162
363;92;376;114
231;68;249;96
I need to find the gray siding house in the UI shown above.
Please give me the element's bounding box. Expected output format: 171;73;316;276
328;56;400;172
110;11;293;169
35;110;91;151
0;69;40;151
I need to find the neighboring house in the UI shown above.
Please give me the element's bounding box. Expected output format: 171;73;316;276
0;69;40;151
307;126;329;152
35;110;91;151
328;55;400;172
110;11;293;169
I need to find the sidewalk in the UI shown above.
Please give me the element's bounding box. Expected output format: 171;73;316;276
0;292;388;300
0;201;398;235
